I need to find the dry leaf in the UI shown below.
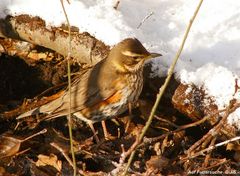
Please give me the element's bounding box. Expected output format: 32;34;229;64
226;143;240;151
227;143;240;162
0;136;21;158
36;154;62;172
146;155;169;172
0;129;47;158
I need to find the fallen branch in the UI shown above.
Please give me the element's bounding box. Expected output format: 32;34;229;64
0;15;109;65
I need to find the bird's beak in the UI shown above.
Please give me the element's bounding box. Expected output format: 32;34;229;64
145;52;162;60
149;53;162;58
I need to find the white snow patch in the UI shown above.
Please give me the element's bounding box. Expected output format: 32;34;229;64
0;0;132;45
180;63;240;128
228;107;240;129
180;63;239;108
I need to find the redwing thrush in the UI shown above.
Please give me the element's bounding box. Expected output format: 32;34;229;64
17;38;161;138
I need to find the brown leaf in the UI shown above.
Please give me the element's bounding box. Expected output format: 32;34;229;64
36;154;62;172
0;136;21;158
146;155;169;172
227;143;240;162
0;129;47;158
226;143;240;151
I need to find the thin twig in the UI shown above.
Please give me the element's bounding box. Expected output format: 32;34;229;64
111;135;140;175
184;136;240;160
186;102;240;156
123;0;204;174
113;0;120;10
50;142;74;168
199;158;228;171
234;78;239;96
154;115;179;128
22;128;47;142
120;135;140;164
137;12;154;29
203;137;216;167
141;110;215;147
140;108;227;149
60;0;77;175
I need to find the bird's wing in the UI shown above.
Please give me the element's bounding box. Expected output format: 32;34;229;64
17;60;121;119
64;60;121;110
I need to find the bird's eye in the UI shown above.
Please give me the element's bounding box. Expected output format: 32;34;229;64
133;56;138;60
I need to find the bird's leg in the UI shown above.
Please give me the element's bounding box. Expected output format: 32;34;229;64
101;121;109;140
125;102;133;133
101;121;116;140
88;121;100;143
73;112;99;143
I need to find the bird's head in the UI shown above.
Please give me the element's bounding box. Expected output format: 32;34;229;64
107;38;162;73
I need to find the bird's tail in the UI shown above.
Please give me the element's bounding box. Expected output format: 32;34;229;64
17;107;41;119
16;97;64;120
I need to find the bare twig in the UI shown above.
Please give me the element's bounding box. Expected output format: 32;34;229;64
234;78;239;96
137;12;154;29
203;137;216;167
123;0;204;174
60;0;77;175
50;142;74;168
184;136;240;161
186;101;240;156
22;128;47;141
120;135;140;165
199;158;228;171
111;135;140;175
141;108;227;148
154;115;179;128
113;0;120;10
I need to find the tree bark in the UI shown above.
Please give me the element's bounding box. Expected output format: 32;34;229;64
0;15;109;65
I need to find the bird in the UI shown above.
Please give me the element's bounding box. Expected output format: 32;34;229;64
17;38;161;140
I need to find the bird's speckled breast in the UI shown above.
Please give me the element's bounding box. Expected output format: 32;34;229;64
90;70;143;122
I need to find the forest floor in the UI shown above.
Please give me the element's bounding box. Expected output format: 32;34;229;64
0;53;239;176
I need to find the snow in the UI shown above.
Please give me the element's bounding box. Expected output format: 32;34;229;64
0;0;240;128
180;63;240;127
180;63;238;108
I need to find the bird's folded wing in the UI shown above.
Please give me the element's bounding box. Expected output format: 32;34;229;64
17;60;120;119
